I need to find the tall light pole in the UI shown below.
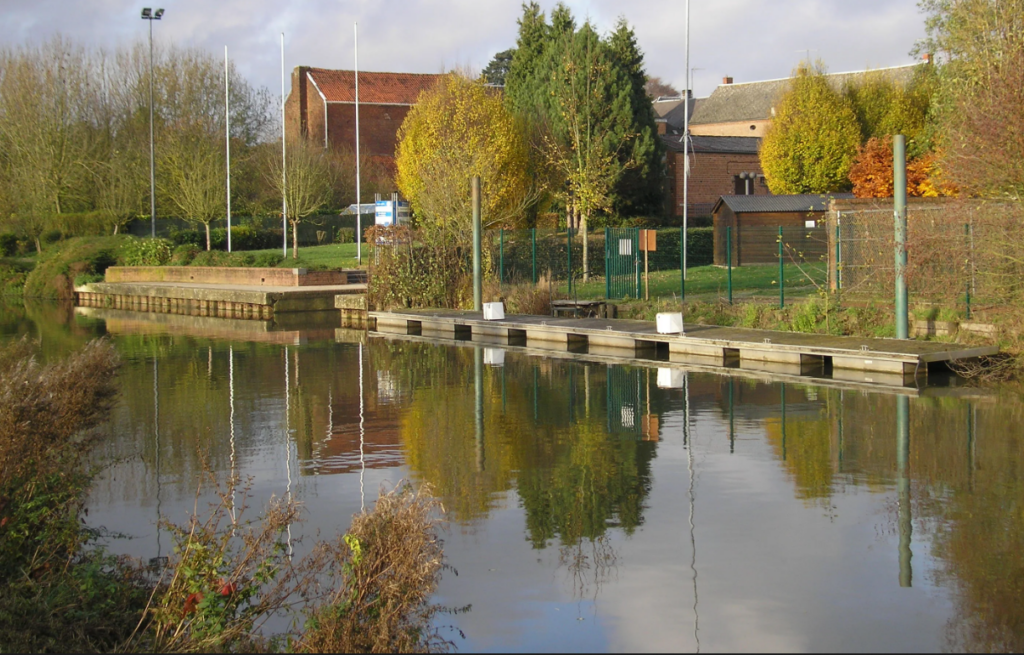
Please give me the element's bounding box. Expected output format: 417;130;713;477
141;8;164;239
682;0;690;280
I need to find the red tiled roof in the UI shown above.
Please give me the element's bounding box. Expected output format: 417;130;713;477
306;68;442;105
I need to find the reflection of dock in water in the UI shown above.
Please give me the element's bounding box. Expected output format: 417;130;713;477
371;310;998;388
75;306;342;345
370;330;996;399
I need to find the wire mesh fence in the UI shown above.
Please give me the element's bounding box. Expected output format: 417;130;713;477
829;199;1024;315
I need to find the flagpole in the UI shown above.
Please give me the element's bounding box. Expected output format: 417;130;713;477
281;33;288;257
225;46;232;252
355;22;362;265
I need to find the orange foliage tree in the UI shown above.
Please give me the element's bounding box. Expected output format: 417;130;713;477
848;136;954;198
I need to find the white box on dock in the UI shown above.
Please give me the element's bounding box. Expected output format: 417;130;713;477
484;348;505;366
656;312;684;334
483;302;505;321
657;368;685;389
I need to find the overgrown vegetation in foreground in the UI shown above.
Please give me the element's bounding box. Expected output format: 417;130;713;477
0;338;455;653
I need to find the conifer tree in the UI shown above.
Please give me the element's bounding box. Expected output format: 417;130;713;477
504;2;548;117
607;18;663;216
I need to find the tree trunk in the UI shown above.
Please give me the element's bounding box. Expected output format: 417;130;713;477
113;224;119;235
582;210;589;282
292;220;298;259
34;237;42;254
205;223;211;251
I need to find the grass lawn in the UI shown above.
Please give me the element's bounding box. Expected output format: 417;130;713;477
553;262;829;302
248;242;375;269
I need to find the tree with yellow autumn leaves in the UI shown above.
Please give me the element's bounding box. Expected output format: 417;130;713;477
395;73;545;242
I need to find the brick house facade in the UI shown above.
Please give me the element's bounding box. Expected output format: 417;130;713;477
661;135;769;221
285;67;442;162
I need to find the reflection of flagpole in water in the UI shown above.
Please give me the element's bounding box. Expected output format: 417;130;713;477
684;372;700;652
897;395;912;587
474;346;484;472
229;345;236;526
359;343;365;513
728;378;735;454
284;346;293;557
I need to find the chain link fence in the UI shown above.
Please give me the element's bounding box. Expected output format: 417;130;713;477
828;199;1024;315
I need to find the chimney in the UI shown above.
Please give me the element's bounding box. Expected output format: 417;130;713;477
722;76;733;85
922;53;934;65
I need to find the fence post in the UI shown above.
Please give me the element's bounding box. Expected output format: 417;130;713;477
605;227;611;300
499;228;504;286
964;223;971;320
531;228;537;285
894;134;909;339
680;225;685;301
778;226;785;309
835;215;842;291
726;226;733;305
566;227;572;294
634;228;641;299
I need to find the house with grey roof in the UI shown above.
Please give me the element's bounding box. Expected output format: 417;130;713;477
690;63;923;138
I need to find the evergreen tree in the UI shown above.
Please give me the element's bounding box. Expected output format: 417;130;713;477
482;48;515;86
504;2;548;116
607;18;663;216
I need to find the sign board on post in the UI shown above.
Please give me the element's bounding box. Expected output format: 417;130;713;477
375;200;411;227
639;229;657;252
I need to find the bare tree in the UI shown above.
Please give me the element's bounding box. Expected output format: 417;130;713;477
262;139;333;259
645;76;680;98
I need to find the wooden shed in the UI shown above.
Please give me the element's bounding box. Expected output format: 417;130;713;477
713;194;853;266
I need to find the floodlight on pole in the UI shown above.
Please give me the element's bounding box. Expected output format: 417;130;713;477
141;7;164;239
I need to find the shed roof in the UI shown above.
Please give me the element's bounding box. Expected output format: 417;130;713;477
306;68;442;104
661;135;760;154
691;63;921;125
714;193;855;214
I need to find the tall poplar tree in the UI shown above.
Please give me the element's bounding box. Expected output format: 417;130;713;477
760;62;861;194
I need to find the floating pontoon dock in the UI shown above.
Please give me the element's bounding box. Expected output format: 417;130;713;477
370;309;998;387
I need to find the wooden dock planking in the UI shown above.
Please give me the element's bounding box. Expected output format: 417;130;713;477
369;309;998;385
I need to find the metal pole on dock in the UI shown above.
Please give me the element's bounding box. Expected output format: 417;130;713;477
964;223;971;319
778;226;784;309
472;176;482;311
897;394;912;587
726;226;733;305
566;227;573;295
499;229;504;286
280;33;287;258
894;134;909;339
225;46;232;253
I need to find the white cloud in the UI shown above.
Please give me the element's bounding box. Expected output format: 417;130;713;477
0;0;929;97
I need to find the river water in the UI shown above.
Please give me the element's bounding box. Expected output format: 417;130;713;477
3;300;1023;652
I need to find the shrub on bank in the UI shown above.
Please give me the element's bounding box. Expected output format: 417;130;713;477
0;339;457;653
22;236;126;299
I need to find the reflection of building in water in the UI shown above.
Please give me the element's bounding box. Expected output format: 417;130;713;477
300;396;406;476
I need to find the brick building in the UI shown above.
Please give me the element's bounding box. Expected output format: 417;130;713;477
285;67;442;162
661;134;768;221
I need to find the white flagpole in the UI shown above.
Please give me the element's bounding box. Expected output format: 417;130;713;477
225;46;232;252
355;22;362;265
683;0;690;280
281;33;288;257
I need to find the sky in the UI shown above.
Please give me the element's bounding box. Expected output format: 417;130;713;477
1;0;929;98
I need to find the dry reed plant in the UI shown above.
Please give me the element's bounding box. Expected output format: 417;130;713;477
296;483;453;654
484;276;552;316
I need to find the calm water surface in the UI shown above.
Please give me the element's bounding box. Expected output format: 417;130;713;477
3;301;1023;652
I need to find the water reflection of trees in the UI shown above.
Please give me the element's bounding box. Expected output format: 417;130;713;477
380;342;657;549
